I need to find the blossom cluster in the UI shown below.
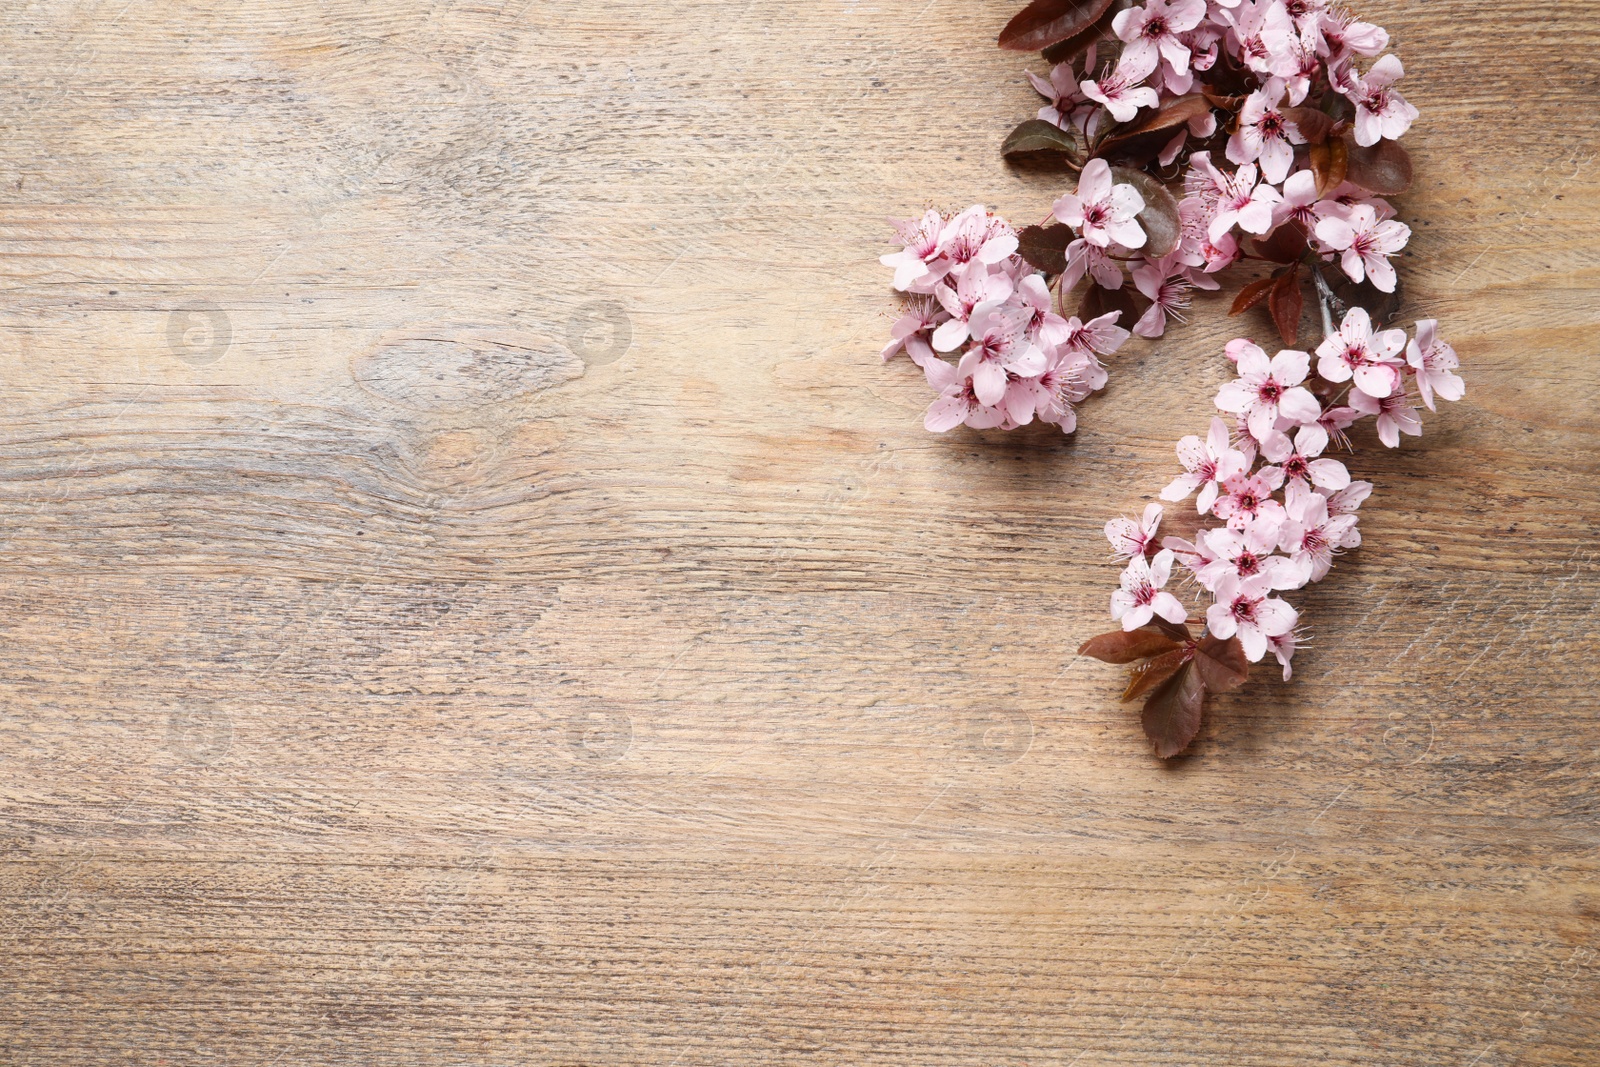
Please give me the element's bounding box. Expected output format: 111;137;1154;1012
880;204;1132;432
1105;310;1464;677
1033;0;1419;343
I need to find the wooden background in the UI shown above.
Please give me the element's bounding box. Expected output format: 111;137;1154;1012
1;1;1596;1063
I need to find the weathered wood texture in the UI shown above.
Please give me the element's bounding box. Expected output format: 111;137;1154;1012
1;1;1597;1064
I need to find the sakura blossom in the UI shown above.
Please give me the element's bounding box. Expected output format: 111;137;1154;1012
1315;307;1408;400
1278;483;1361;583
1338;53;1418;147
1350;386;1423;448
1262;425;1352;494
1161;416;1250;515
1107;503;1165;561
1205;573;1298;663
1111;549;1189;632
1407;319;1466;411
1226;79;1304;184
1215;343;1323;442
1316;203;1411;293
1113;0;1209;83
1080;60;1161;123
1053;159;1148;250
1206;161;1283;242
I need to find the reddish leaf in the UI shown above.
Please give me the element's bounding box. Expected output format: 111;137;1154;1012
1109;166;1182;258
1269;264;1303;345
1078;281;1142;328
1344;138;1413;195
1193;634;1249;694
1309;137;1348;198
1123;647;1195;702
1282;106;1334;145
1017;224;1076;275
1096;94;1213;157
1079;628;1183;665
1002;119;1085;170
1202;88;1244;111
1040;1;1124;63
1251;222;1310;264
999;0;1118;51
1230;275;1277;316
1142;660;1207;759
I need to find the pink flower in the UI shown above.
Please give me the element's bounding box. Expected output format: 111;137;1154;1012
1079;60;1160;123
1316;203;1410;293
1215;343;1323;441
1028;63;1090;131
881;295;948;364
955;303;1047;405
1106;502;1164;560
1113;0;1208;83
1059;310;1130;391
1206;572;1298;663
1163;532;1219;581
1320;479;1372;516
1223;0;1297;77
1227;79;1305;184
1054;159;1148;250
1406;319;1465;411
1207;162;1283;243
1062;238;1126;291
931;265;1015;351
934;205;1021;273
1213;468;1288;531
1315;307;1407;399
1161;416;1251;514
1199;520;1302;592
1305;9;1388;64
1337;54;1418;147
1112;549;1189;631
1131;254;1219;338
1266;628;1302;681
1350;387;1423;448
1279;483;1361;583
882;210;947;292
1018;350;1093;433
1261;425;1351;493
923;359;1008;432
1315;403;1362;452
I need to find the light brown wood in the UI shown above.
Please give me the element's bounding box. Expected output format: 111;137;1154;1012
1;1;1597;1063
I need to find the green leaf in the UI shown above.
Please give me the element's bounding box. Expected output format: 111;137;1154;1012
1079;628;1183;665
1002;119;1085;171
1142;660;1207;759
999;0;1118;52
1109;166;1182;258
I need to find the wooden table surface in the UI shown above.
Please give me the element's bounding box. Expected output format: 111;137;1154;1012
2;1;1597;1064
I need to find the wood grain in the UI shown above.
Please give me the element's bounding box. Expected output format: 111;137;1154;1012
1;1;1597;1063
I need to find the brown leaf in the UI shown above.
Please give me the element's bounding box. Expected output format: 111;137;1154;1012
1123;647;1195;702
1202;88;1244;111
1001;119;1085;171
1017;224;1076;275
1096;94;1213;157
1078;281;1142;328
1269;264;1303;346
1282;106;1334;145
1230;275;1277;316
1040;1;1124;63
999;0;1118;51
1078;628;1183;665
1309;137;1348;199
1193;634;1249;693
1251;222;1310;265
1142;660;1207;759
1108;166;1182;258
1344;138;1413;195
